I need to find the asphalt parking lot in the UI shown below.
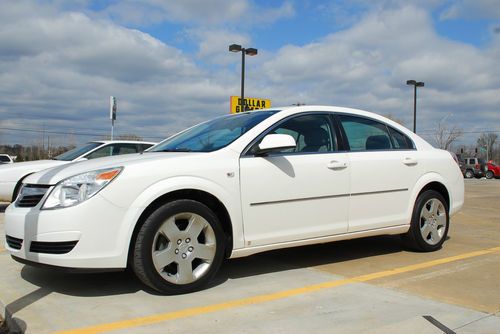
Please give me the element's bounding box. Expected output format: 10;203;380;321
1;179;499;334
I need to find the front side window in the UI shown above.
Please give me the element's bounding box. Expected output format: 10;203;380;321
151;111;278;153
250;114;338;154
339;115;392;151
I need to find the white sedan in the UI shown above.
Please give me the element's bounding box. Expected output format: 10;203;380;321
0;140;156;202
4;106;464;294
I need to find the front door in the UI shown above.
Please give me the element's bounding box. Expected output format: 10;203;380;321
239;113;350;247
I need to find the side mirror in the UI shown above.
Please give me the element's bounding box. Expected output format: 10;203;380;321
75;157;88;162
255;134;296;156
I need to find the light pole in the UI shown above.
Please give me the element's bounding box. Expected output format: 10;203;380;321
406;80;424;133
229;44;258;113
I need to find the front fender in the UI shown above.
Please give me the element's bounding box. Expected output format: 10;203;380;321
102;176;243;263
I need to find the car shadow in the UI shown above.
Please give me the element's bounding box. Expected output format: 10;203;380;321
19;234;406;298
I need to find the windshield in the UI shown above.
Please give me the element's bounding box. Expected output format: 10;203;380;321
151;111;278;153
54;142;102;161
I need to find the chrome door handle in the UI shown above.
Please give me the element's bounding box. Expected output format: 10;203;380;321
403;157;418;166
327;161;348;170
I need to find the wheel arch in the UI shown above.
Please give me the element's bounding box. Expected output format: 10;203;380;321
127;188;234;265
408;173;453;221
416;181;450;210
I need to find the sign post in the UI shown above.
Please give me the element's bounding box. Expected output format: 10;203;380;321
110;96;117;140
230;96;271;114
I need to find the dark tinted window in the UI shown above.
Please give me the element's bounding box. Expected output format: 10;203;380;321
54;142;102;161
251;114;337;154
85;144;142;159
339;115;392;151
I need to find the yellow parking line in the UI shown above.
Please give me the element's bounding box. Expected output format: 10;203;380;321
0;246;5;253
55;246;500;334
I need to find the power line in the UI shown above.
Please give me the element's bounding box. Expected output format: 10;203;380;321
0;126;165;140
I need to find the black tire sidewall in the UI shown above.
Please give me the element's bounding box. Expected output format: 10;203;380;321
409;190;449;252
133;199;225;294
486;171;493;179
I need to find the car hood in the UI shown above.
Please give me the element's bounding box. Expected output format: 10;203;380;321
0;159;68;182
24;152;198;185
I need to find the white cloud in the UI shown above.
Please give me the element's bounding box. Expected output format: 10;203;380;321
440;0;500;20
92;0;294;26
259;6;500;144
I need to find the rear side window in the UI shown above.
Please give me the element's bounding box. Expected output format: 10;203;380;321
388;127;414;150
339;115;392;151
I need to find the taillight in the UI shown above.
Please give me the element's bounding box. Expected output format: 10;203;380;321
475;164;479;169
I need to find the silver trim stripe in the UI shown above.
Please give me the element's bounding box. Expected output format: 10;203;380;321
250;188;408;207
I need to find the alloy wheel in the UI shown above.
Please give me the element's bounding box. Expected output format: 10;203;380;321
419;198;446;246
151;212;216;284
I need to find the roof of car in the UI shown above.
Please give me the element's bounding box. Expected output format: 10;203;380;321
89;140;157;145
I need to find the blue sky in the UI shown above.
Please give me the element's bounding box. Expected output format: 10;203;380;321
0;0;499;148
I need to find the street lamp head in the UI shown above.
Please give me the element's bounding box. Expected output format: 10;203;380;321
229;44;242;52
407;80;425;87
245;48;258;56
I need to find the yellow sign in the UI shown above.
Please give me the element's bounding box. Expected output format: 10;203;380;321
230;96;271;114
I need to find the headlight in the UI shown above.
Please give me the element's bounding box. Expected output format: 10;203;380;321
42;167;122;209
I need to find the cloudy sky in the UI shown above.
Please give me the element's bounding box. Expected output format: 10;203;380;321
0;0;499;147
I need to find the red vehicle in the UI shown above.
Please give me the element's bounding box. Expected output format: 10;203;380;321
486;161;500;179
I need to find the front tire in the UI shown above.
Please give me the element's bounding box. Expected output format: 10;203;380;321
464;170;474;178
132;200;225;294
485;171;494;179
402;190;449;252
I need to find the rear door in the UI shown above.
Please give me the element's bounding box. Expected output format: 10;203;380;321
337;115;422;232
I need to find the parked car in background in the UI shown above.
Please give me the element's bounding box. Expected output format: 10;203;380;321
0;140;156;202
4;106;464;294
0;154;14;164
486;161;500;179
462;157;487;178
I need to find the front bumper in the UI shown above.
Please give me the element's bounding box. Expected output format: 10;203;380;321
4;193;131;269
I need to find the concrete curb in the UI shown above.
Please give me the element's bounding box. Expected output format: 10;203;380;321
0;292;24;333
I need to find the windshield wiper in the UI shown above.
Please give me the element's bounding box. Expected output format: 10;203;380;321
159;148;193;152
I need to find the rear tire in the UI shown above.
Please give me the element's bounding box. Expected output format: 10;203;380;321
132;199;225;294
464;170;474;178
402;190;449;252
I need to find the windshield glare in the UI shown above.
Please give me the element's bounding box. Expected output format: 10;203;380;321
54;142;102;161
151;111;278;153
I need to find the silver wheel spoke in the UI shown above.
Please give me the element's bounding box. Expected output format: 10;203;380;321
429;200;437;216
152;247;176;272
194;243;216;261
177;260;194;284
421;222;432;238
160;217;180;240
421;208;432;220
186;216;206;240
430;225;439;241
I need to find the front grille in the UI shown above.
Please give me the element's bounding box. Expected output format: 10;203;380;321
6;235;23;250
16;184;51;208
30;241;78;254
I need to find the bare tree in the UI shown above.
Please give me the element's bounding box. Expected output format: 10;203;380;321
433;121;463;150
477;132;498;161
